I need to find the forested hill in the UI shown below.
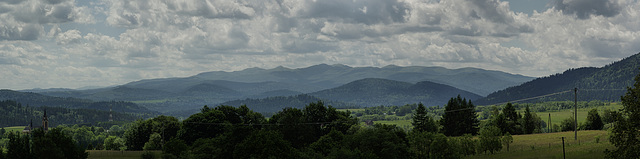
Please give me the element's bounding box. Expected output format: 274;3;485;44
0;89;157;114
0;100;148;127
220;94;358;113
310;78;482;107
475;52;640;105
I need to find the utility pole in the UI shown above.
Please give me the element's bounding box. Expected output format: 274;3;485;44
574;88;577;140
562;137;566;159
548;113;551;133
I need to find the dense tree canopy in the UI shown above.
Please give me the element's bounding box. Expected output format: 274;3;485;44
607;69;640;158
441;95;479;136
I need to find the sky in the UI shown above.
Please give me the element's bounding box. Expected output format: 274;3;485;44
1;0;640;90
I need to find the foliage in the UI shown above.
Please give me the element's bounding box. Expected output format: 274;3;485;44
143;133;162;150
178;105;265;145
0;100;147;127
502;132;513;152
0;90;156;114
607;69;640;159
584;108;604;130
522;106;536;134
162;138;187;159
560;116;576;132
233;130;297;159
6;128;87;159
478;126;502;154
441;95;479;136
408;131;435;159
141;151;156;159
268;101;357;148
412;103;438;133
103;136;125;150
429;133;460;159
341;124;410;159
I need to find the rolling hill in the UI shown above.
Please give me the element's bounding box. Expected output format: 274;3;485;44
0;89;157;114
310;78;482;107
475;52;640;105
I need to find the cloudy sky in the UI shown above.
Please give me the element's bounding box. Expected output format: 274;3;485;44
1;0;639;90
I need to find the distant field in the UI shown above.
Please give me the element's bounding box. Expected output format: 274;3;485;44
469;130;612;159
337;108;364;113
3;126;26;133
372;119;412;129
535;103;622;126
87;150;162;159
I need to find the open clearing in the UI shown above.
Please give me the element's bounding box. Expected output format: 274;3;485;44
469;130;612;159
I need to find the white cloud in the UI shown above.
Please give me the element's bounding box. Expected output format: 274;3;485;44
1;0;640;89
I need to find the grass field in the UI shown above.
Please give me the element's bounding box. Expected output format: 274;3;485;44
87;150;162;159
373;119;413;129
3;126;26;133
469;130;613;159
536;103;622;127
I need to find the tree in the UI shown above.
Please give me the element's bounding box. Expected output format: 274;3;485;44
500;103;522;135
478;126;502;154
408;131;435;159
560;116;576;132
522;106;536;134
6;132;31;159
429;133;459;159
104;136;125;150
342;124;410;159
162;138;187;159
584;108;604;130
441;95;479;136
233;130;297;159
502;132;513;152
143;133;162;150
412;103;438;133
607;69;640;158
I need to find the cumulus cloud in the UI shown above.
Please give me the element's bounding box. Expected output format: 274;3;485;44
0;0;94;41
552;0;621;19
2;0;640;89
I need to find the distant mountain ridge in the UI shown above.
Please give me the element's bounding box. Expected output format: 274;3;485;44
22;64;532;113
310;78;482;107
475;52;640;105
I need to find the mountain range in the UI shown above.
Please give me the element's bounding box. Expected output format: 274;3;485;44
19;64;532;113
13;52;640;116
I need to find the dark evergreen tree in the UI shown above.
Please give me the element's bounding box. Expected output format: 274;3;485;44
499;103;522;134
607;69;640;158
441;95;479;136
522;106;536;134
584;108;604;130
412;103;438;133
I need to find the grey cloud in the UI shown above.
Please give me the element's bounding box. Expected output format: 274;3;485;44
299;0;408;25
552;0;621;19
469;0;514;23
13;1;76;24
0;22;43;41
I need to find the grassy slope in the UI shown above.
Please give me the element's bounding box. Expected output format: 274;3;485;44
469;130;612;159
